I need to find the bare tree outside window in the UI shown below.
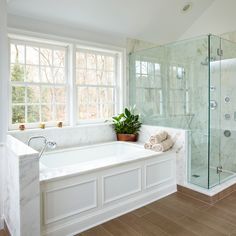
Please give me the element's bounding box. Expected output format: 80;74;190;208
10;42;67;126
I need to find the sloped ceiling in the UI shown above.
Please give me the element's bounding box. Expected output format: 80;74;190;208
7;0;215;44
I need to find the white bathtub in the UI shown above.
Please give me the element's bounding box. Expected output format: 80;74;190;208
40;142;162;179
40;141;176;236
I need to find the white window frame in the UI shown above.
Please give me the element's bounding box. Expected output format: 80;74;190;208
75;47;120;124
8;31;126;130
9;38;70;130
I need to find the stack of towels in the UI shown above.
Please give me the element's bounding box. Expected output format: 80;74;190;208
144;131;174;152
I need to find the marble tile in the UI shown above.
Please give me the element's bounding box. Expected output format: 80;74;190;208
9;123;116;152
4;135;40;236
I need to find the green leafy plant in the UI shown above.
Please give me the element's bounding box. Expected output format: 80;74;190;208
112;107;142;134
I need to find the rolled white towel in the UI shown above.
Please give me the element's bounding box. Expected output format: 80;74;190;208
151;137;174;152
144;142;152;149
149;131;168;145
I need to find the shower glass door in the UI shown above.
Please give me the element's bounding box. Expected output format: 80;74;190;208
217;37;236;184
209;35;222;188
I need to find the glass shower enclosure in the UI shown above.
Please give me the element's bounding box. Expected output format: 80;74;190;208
129;34;236;189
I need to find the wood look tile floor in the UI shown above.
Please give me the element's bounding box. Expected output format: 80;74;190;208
0;230;6;236
77;191;236;236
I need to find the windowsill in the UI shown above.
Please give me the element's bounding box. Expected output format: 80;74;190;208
8;121;113;135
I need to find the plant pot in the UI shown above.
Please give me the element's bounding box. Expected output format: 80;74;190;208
116;133;138;142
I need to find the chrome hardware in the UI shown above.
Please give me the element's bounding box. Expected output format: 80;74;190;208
224;113;231;120
224;96;230;103
210;86;216;92
210;100;217;110
217;48;223;56
217;165;223;174
28;136;57;158
224;130;231;137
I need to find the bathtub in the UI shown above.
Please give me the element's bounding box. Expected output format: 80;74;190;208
40;141;176;236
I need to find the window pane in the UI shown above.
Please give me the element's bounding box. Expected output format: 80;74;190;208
10;41;68;127
99;88;108;104
97;55;105;70
54;50;65;67
87;53;96;69
12;105;25;123
100;104;115;118
87;104;98;119
108;104;114;117
76;52;86;68
76;49;117;121
97;71;106;85
54;68;65;84
77;87;88;104
12;86;25;103
41;104;53;122
56;104;66;121
88;87;98;103
107;72;115;85
86;70;97;85
76;69;86;84
41;67;53;83
135;61;141;74
26;65;40;82
11;64;25;82
78;104;87;120
98;88;114;105
105;56;115;71
27;105;40;123
27;86;40;103
11;44;25;64
55;87;66;103
40;48;53;66
26;46;39;65
41;87;53;103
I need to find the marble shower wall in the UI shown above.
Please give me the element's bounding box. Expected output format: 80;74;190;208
129;36;211;187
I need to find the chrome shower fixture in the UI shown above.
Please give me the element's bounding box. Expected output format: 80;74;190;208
28;136;57;158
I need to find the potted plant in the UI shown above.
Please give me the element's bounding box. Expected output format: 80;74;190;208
112;107;142;142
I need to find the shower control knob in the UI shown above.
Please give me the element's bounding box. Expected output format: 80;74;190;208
224;96;230;103
224;113;231;120
224;130;231;137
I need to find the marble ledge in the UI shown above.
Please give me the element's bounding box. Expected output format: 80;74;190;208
6;135;38;160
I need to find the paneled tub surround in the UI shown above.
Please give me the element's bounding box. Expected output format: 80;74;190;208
40;142;176;236
4;135;40;236
7;124;186;236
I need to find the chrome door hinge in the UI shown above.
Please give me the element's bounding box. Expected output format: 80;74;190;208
217;165;223;174
217;48;223;56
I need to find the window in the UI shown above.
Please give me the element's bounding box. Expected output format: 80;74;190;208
10;40;68;127
76;48;118;121
135;59;163;115
9;36;124;129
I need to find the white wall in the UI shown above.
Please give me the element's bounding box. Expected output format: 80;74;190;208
0;0;8;230
180;0;236;40
8;14;126;47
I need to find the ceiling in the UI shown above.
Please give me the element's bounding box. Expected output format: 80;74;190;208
7;0;215;43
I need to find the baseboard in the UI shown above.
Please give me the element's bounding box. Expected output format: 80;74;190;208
177;184;236;204
42;184;176;236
